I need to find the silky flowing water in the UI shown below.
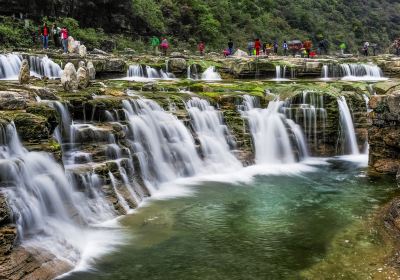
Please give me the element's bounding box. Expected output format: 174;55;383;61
64;157;398;280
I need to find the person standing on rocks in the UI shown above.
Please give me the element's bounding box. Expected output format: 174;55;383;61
198;41;205;56
51;23;60;48
150;36;160;55
254;38;261;56
273;40;278;55
247;40;254;56
41;23;49;49
363;41;370;56
228;39;234;56
339;42;346;55
160;38;169;56
61;26;69;53
283;40;288;56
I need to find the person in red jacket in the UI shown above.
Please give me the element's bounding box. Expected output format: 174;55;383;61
254;38;261;56
198;41;205;56
41;23;49;49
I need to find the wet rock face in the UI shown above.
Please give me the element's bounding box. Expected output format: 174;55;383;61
369;91;400;174
18;59;30;85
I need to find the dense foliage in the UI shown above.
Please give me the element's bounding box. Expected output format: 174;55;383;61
1;0;399;53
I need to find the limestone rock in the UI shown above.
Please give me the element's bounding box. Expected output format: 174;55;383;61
93;48;108;55
87;61;96;80
387;91;400;114
77;63;90;89
79;45;87;57
18;59;30;84
0;91;27;110
168;58;187;73
0;196;10;225
61;63;78;91
170;52;184;58
68;36;77;53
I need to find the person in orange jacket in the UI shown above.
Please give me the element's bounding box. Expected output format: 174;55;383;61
303;40;313;58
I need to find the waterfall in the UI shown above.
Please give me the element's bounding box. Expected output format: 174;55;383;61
321;65;329;79
29;55;62;79
273;65;289;81
0;122;121;270
0;53;22;80
240;95;308;164
340;63;386;81
127;64;174;80
282;91;327;151
123;99;204;189
186;97;242;170
337;96;359;155
187;64;200;80
201;66;222;81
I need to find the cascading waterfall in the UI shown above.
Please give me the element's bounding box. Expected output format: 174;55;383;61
321;65;329;80
187;64;200;80
29;55;62;79
0;122;121;271
186;97;242;170
282;91;327;149
52;101;146;208
240;95;308;164
0;53;22;80
273;65;289;81
122;99;204;189
201;66;222;81
126;64;174;80
337;96;359;155
340;63;386;81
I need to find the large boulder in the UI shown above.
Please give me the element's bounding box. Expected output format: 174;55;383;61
79;45;87;57
87;61;96;80
61;63;78;91
77;61;90;89
387;91;400;115
18;59;30;84
168;58;187;74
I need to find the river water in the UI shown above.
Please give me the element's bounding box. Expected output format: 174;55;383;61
64;157;398;279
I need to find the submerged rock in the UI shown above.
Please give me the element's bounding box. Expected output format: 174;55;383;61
61;63;78;91
18;59;30;84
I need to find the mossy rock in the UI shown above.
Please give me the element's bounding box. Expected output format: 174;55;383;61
12;113;50;142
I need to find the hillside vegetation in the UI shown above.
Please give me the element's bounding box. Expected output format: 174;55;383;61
1;0;399;53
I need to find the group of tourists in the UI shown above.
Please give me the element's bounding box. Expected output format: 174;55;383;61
40;22;69;53
224;39;320;58
150;36;171;56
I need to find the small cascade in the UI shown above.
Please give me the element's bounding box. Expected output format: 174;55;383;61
29;55;62;79
122;99;204;189
321;65;329;79
337;96;359;155
0;122;119;269
273;65;289;81
340;63;386;81
186;97;242;170
0;53;22;80
362;94;371;113
239;95;308;164
282;91;327;151
127;64;174;80
201;66;222;81
187;64;200;80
